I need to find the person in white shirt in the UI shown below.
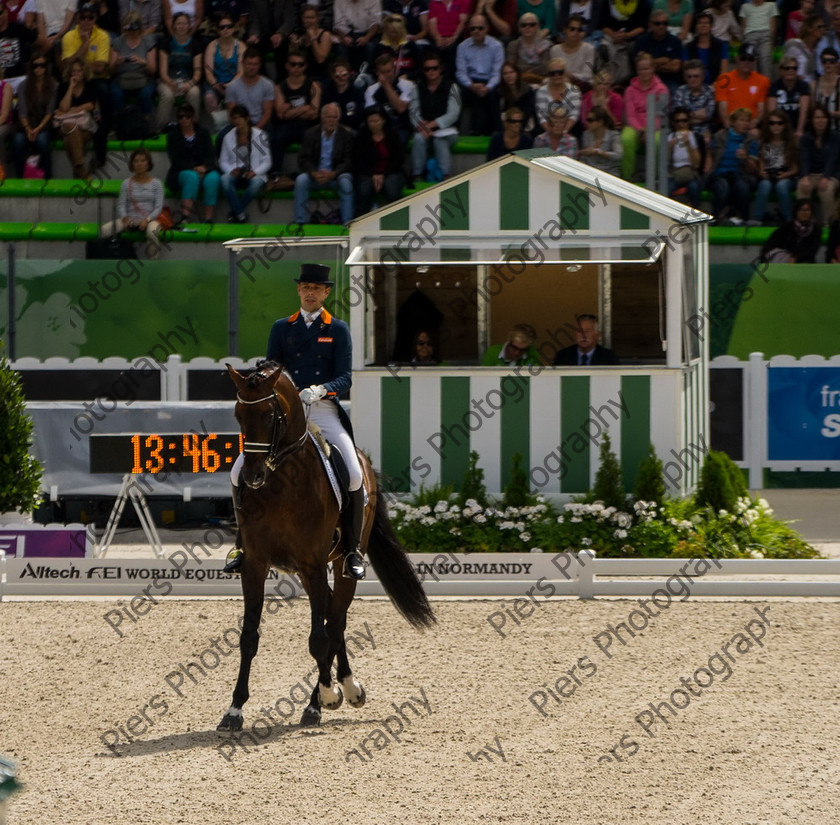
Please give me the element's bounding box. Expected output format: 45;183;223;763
219;104;271;222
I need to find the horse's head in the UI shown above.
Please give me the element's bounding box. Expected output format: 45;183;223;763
227;362;307;488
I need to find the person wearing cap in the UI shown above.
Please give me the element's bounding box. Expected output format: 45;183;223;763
714;44;769;131
225;263;366;581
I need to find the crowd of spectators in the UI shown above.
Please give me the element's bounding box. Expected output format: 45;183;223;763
3;0;840;228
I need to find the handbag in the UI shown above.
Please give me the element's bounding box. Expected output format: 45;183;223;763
670;165;698;184
157;205;175;231
118;70;148;91
23;154;45;179
54;110;97;134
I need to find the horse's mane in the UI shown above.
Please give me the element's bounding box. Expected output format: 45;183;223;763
247;360;294;390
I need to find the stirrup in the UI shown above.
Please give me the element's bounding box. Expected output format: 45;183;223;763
342;550;365;580
223;547;244;574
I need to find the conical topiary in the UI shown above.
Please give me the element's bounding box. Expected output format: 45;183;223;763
634;443;665;505
591;433;626;509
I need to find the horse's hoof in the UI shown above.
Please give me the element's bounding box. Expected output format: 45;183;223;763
217;712;244;732
347;684;366;709
319;683;343;710
299;707;321;727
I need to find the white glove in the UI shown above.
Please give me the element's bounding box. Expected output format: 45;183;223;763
299;384;327;405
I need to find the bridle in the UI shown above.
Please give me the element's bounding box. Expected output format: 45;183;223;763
236;388;308;472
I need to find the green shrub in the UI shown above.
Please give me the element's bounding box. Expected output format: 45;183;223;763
503;452;535;508
0;344;43;514
591;433;626;509
457;450;489;507
695;450;741;513
634;443;665;505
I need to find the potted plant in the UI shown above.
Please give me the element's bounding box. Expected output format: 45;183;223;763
0;343;43;522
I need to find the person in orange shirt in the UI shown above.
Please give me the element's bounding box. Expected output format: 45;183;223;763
714;43;770;131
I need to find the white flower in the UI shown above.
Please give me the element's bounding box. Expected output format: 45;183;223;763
748;548;764;559
434;500;449;513
581;537;593;546
449;527;461;536
520;531;531;542
420;517;435;526
614;529;628;539
529;547;543;553
571;516;582;523
473;513;487;524
464;498;480;509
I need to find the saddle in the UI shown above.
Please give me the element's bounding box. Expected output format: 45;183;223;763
307;423;350;512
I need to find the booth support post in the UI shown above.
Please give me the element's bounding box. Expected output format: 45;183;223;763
228;248;239;357
6;242;15;360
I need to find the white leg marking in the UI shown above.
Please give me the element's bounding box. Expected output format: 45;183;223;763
319;681;342;709
343;675;366;707
226;706;243;717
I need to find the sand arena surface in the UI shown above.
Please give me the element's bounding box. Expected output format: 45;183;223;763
2;596;840;824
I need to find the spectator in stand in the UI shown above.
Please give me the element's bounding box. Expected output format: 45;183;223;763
409;50;461;180
427;0;468;73
498;60;536;132
456;13;504;134
704;0;741;44
621;51;668;179
768;56;811;138
156;11;202;132
166;102;220;224
247;0;294;81
163;0;204;34
0;67;11;166
322;57;365;130
714;44;769;133
553;315;620;365
382;0;430;44
34;0;75;55
204;0;249;36
812;47;840;131
374;13;422;79
739;0;778;80
516;0;553;40
353;104;406;215
667;107;701;206
782;14;824;83
272;49;321;174
365;53;414;142
652;0;692;40
60;3;108;167
578;105;623;175
333;0;380;69
550;15;597;88
797;104;840;223
761;198;821;261
219;104;271;222
581;68;623;128
707;107;758;225
671;59;716;143
752;110;799;224
409;329;441;364
473;0;516;41
487;104;532;158
532;105;577;155
559;0;601;42
786;0;814;40
505;12;551;84
109;11;157;134
225;46;275;130
294;102;355;225
599;0;649;86
632;9;682;94
118;0;162;36
4;0;36;28
816;7;840;76
101;147;164;256
484;323;541;366
12;52;55;178
287;4;334;81
203;14;245;127
682;12;728;85
535;57;581;132
54;56;96;178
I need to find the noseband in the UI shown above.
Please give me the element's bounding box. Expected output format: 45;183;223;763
237;389;308;472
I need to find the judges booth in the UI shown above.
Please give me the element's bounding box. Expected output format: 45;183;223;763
341;153;712;497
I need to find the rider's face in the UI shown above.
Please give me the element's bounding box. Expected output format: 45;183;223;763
297;282;331;312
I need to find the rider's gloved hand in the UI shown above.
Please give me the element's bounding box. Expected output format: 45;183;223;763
299;384;327;406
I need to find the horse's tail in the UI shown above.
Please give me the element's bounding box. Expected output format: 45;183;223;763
366;486;436;630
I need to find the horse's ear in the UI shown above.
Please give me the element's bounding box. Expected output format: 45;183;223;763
226;363;247;391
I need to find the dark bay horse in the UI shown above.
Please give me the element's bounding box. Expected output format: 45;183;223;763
218;361;435;731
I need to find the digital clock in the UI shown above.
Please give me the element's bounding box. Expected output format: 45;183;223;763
90;433;244;474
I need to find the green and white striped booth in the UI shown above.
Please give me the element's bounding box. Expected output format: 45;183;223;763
345;153;712;496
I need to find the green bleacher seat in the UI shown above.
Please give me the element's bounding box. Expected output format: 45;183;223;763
0;222;34;240
207;224;256;242
0;179;46;196
74;224;100;241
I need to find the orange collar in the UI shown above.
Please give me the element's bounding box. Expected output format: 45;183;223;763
288;308;333;324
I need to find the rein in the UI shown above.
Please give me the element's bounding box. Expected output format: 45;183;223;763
237;389;308;471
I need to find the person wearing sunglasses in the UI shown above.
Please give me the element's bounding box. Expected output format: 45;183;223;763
410;330;440;365
752;110;798;224
272;49;321;172
373;13;421;80
12;51;55;177
780;14;824;85
811;47;840;132
631;10;682;94
651;0;693;41
487;104;532;158
670;59;715;141
767;56;811;139
505;12;551;85
535;56;580;133
578;105;622;175
532;104;576;156
482;323;541;367
667;107;701;206
713;44;768;132
456;13;504;134
203;14;245;126
549;14;597;87
286;4;334;81
681;12;728;84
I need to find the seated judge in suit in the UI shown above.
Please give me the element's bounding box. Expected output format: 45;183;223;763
553;314;620;365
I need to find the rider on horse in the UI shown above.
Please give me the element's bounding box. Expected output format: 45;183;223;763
225;262;367;580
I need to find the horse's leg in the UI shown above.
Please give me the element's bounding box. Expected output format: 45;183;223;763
299;567;342;727
217;557;269;732
331;574;366;708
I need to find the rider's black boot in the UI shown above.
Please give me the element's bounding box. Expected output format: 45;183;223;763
223;483;245;574
341;487;366;580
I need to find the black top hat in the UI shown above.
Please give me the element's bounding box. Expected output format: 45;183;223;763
294;263;334;286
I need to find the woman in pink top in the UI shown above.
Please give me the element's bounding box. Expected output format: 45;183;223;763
621;51;669;178
580;69;623;130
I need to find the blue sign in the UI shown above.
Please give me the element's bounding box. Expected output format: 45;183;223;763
768;367;840;460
